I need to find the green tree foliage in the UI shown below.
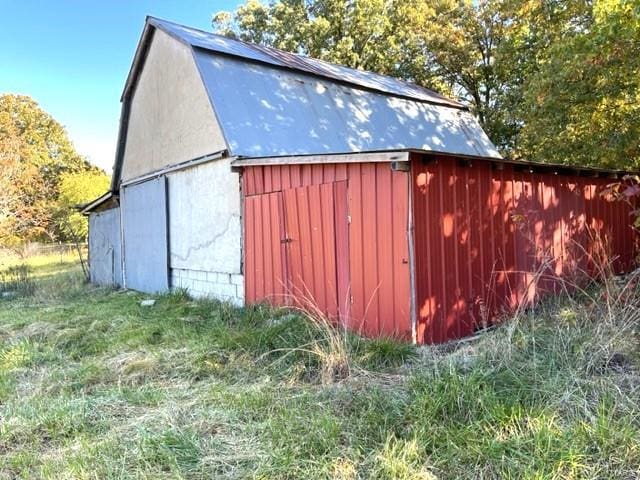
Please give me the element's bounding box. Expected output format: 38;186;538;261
0;95;92;188
517;0;640;168
0;94;108;244
55;171;110;240
213;0;640;169
213;0;445;93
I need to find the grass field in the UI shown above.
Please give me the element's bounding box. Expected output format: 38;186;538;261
0;256;639;479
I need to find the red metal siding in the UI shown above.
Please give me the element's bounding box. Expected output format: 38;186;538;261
243;163;411;339
244;192;287;305
346;163;411;339
334;180;351;325
282;182;344;317
412;155;636;344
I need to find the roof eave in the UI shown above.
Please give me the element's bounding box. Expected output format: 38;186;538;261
80;191;117;215
230;148;634;177
413;150;633;176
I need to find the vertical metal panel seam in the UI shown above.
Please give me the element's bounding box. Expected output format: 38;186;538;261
254;193;263;298
452;162;459;336
489;169;496;313
239;172;244;276
304;186;314;299
511;176;517;305
266;193;274;297
319;184;329;309
500;168;507;298
164;176;171;288
119;187;127;289
477;166;485;318
373;165;380;334
358;164;365;329
317;185;326;308
425;161;434;341
464;168;473;326
407;162;418;344
438;162;447;343
390;168;397;336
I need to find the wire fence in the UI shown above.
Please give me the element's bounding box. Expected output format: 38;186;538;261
0;243;89;295
0;242;87;261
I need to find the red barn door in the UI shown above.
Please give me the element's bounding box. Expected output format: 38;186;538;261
282;181;349;319
245;181;350;320
243;163;412;341
244;191;288;305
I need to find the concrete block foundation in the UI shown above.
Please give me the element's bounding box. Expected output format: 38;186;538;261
171;268;244;305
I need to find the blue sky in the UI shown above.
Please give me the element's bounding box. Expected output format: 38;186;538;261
0;0;244;172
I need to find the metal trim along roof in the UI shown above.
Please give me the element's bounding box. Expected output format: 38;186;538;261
145;17;464;109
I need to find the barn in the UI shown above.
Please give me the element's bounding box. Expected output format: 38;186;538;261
84;16;636;344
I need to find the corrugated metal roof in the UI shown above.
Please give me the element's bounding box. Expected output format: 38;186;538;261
194;52;501;159
148;17;463;109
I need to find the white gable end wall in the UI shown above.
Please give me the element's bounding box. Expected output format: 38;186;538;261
121;29;227;182
118;28;243;303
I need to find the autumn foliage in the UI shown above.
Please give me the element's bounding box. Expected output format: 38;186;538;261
0;94;109;247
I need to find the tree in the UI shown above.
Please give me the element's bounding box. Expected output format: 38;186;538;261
213;1;419;80
398;0;515;149
55;171;110;240
0;95;92;189
0;94;105;245
0;110;50;247
516;0;640;168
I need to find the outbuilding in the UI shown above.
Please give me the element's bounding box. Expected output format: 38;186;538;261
84;17;636;344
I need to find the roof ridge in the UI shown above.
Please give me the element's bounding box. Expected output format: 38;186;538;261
249;41;456;104
146;16;465;109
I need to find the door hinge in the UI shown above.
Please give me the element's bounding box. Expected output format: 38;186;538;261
346;215;351;224
350;295;354;305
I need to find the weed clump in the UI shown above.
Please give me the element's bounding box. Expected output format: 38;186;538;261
0;264;34;297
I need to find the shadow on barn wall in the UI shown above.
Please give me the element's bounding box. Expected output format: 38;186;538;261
413;155;635;344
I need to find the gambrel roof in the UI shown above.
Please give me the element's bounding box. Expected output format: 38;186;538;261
111;17;501;191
